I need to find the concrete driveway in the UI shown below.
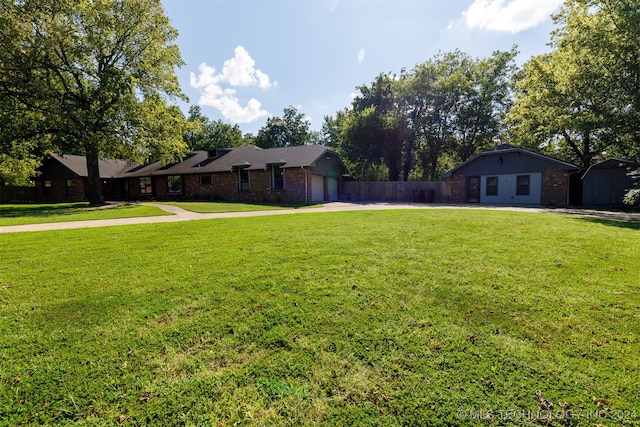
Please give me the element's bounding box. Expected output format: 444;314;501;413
0;202;637;234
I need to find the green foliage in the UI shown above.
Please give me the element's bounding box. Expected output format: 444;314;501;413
0;0;188;204
254;106;311;148
183;106;244;150
0;153;40;187
330;50;516;181
0;210;639;425
508;0;640;167
624;168;640;210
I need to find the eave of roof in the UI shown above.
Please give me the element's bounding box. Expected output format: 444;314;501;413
441;146;579;180
53;154;133;178
581;158;636;179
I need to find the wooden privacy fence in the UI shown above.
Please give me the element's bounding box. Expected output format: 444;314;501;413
343;181;446;203
0;186;34;204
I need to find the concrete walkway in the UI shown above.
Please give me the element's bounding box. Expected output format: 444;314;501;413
1;202;638;234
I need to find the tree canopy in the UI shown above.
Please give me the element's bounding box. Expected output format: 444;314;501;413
0;0;187;204
254;107;311;149
184;106;244;150
326;49;517;181
508;0;640;168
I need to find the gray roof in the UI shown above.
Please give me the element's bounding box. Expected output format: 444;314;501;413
52;145;346;179
194;145;336;173
53;154;133;178
442;144;578;179
581;158;636;179
118;145;344;177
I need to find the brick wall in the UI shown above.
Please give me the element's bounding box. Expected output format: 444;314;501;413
183;173;235;201
154;176;169;200
542;167;569;206
128;168;312;203
449;173;467;203
34;178;86;203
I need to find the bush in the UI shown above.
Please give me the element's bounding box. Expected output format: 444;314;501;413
624;167;640;211
623;188;640;210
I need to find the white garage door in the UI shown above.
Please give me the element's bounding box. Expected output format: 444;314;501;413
312;175;324;202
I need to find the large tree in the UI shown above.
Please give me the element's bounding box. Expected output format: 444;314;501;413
406;49;516;180
254;106;311;148
349;73;409;181
507;0;640;167
184;106;243;150
0;0;187;204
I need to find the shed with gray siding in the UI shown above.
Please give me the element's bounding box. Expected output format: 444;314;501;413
582;159;635;207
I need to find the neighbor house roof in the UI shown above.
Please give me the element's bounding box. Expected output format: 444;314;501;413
52;154;133;178
441;144;578;180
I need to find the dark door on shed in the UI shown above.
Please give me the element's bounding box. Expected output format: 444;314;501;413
467;176;480;203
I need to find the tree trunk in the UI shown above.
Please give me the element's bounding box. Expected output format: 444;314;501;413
84;143;104;206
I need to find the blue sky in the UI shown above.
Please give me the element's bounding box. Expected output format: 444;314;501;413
161;0;565;135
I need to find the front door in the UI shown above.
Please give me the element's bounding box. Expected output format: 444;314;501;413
467;176;480;203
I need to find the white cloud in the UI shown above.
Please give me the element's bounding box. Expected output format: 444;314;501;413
463;0;564;33
190;46;273;124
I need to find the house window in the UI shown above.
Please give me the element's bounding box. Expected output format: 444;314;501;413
272;166;284;190
43;180;52;197
516;175;530;196
140;177;153;194
66;179;75;196
168;175;182;194
238;168;250;191
199;174;212;185
486;176;498;196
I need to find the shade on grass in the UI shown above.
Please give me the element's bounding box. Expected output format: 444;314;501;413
0;203;171;226
162;201;316;213
0;209;638;426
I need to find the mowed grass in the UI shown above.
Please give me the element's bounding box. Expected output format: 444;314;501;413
0;203;171;226
0;209;638;426
164;201;317;214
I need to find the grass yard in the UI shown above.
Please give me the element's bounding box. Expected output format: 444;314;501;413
0;209;638;426
0;203;171;227
163;201;317;214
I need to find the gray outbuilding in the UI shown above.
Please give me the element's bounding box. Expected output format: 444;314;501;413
442;144;579;206
581;159;636;208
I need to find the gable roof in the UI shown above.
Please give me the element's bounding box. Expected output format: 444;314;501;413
441;144;578;180
52;154;133;178
118;145;346;177
581;158;636;179
195;145;339;173
47;145;347;179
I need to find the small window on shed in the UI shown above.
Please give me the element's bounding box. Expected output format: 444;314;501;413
516;175;530;196
486;176;498;196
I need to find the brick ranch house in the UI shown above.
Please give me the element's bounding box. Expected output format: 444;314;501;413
34;145;349;204
442;144;580;206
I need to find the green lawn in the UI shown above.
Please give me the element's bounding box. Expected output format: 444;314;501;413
0;203;171;226
163;201;318;213
0;210;638;426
